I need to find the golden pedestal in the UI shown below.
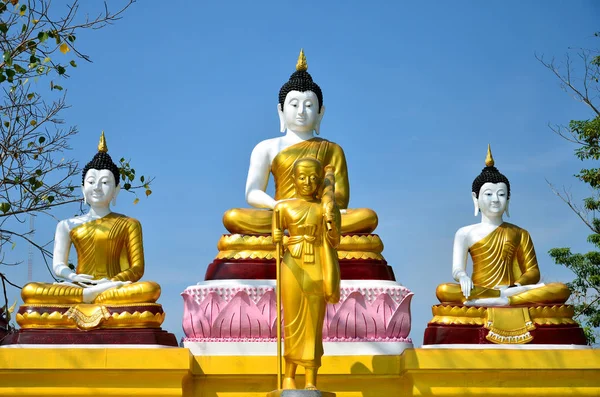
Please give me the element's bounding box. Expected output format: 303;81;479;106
1;348;599;396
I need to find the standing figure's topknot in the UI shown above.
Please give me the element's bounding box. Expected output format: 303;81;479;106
472;144;511;198
279;49;323;112
81;131;120;185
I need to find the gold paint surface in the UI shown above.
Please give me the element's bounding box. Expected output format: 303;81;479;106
223;138;378;235
485;143;494;167
436;223;570;306
21;213;161;307
97;131;108;153
429;304;579;326
16;304;165;329
215;233;383;260
296;48;307;71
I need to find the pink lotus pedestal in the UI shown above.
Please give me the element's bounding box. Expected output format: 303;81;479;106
181;279;413;356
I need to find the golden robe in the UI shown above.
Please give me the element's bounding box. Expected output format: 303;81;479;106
22;213;161;304
223;138;378;234
436;223;570;305
275;198;341;368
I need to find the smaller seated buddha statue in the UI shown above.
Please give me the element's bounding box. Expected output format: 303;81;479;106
436;145;570;307
17;133;165;333
425;146;585;345
222;49;378;236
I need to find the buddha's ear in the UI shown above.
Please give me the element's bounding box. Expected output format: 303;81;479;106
315;105;326;135
472;192;479;216
277;103;286;133
112;185;121;207
505;199;510;218
81;186;87;205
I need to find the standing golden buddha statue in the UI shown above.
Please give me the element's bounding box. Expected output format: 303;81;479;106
11;133;175;345
424;146;586;345
272;158;341;392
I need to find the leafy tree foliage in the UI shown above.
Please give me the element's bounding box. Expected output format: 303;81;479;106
0;0;152;327
540;32;600;344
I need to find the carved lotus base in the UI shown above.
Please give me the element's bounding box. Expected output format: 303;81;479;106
182;280;413;342
424;304;587;345
207;234;395;281
16;303;166;331
1;328;178;346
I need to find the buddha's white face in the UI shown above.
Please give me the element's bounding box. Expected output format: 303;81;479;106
293;163;322;197
477;182;508;217
82;169;119;208
283;90;320;132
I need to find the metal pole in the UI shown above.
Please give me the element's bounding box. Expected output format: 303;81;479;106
275;208;283;390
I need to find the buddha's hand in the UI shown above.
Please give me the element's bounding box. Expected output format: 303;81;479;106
458;274;473;299
273;228;284;243
67;273;104;285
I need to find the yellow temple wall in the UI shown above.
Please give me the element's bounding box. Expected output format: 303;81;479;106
1;347;600;396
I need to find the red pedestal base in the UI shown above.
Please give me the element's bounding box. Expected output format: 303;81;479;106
205;258;396;281
423;323;587;345
1;328;178;346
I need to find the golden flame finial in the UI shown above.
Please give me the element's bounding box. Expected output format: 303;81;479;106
485;144;494;167
296;49;308;72
98;131;108;153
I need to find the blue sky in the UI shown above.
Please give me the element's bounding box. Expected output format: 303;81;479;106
3;1;600;346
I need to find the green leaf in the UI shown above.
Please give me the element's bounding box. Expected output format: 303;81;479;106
0;202;11;213
38;136;45;144
52;84;63;91
123;183;131;190
0;74;5;83
27;92;34;100
0;24;7;34
47;195;54;203
19;4;26;16
37;31;48;43
69;60;77;67
13;64;26;73
140;175;145;183
35;169;42;176
3;51;13;66
56;65;65;75
67;34;76;42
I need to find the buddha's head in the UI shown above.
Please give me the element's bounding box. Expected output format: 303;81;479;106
471;145;510;218
81;132;121;208
278;49;325;134
293;157;324;199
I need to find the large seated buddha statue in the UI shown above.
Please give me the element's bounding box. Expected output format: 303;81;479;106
424;146;586;345
12;134;175;345
223;50;377;236
209;50;394;281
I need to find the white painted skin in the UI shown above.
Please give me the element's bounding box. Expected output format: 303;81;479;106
451;182;544;306
244;90;325;210
52;169;130;303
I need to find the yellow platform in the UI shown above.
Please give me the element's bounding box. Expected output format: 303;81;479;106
0;347;599;396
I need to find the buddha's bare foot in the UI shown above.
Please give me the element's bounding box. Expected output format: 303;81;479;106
305;384;317;390
464;297;509;307
282;377;296;390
